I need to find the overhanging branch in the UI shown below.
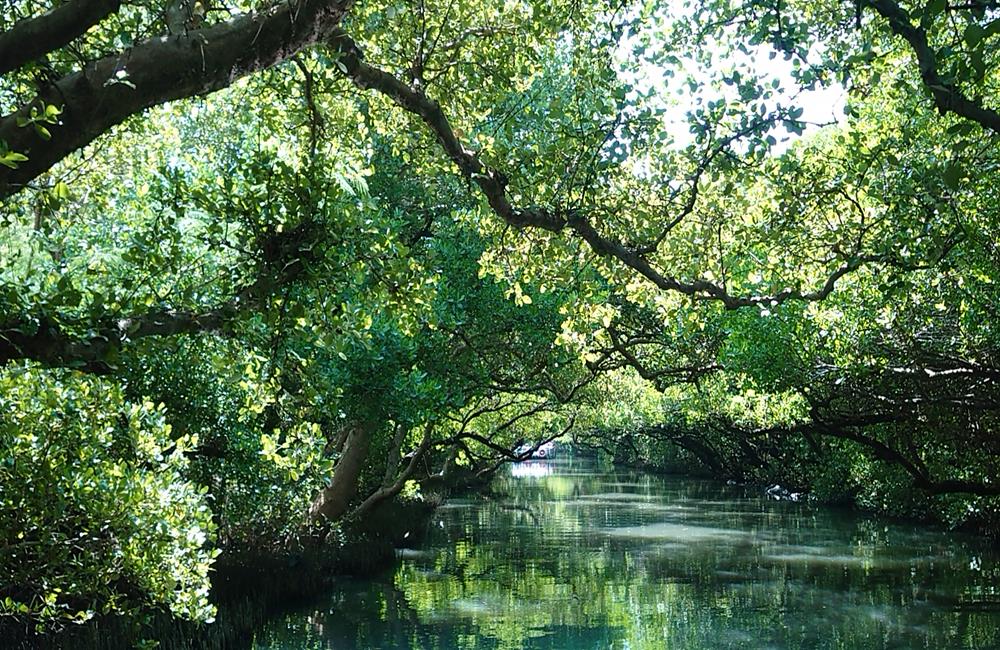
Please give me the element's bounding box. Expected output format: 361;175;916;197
328;29;905;310
867;0;1000;132
0;0;122;76
0;0;355;198
0;306;234;372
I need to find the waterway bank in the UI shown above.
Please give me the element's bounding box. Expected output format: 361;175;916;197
3;498;438;650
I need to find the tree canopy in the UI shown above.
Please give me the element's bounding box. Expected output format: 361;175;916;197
1;0;999;633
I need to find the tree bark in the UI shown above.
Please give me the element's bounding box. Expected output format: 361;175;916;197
349;422;434;520
382;421;407;486
867;0;1000;132
0;0;122;76
0;0;354;198
309;420;375;522
0;307;232;372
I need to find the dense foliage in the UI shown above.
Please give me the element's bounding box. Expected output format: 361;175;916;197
0;0;998;633
0;366;216;628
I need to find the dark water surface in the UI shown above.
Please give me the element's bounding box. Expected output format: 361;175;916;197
252;458;1000;649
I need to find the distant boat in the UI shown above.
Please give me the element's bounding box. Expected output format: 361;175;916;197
515;441;555;459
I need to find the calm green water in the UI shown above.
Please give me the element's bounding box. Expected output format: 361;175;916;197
253;457;1000;649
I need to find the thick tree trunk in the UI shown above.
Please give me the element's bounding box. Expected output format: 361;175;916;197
309;421;375;522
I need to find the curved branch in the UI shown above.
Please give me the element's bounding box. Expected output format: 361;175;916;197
815;423;1000;496
755;414;1000;497
328;30;891;310
596;324;722;387
0;0;354;198
0;0;122;76
348;422;435;520
867;0;1000;132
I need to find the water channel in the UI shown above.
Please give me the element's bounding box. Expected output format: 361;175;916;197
252;456;1000;649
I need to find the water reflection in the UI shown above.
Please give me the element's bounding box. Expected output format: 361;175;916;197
252;457;1000;649
510;461;554;478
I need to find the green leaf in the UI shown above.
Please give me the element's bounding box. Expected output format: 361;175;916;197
964;23;984;48
943;163;964;189
0;151;28;169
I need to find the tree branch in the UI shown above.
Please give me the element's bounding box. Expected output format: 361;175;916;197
348;421;435;520
752;413;1000;497
867;0;1000;132
0;0;355;198
328;29;890;310
0;216;324;370
0;0;122;76
0;306;234;372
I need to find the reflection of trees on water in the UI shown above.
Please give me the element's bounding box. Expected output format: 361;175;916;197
509;461;554;478
252;460;1000;650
